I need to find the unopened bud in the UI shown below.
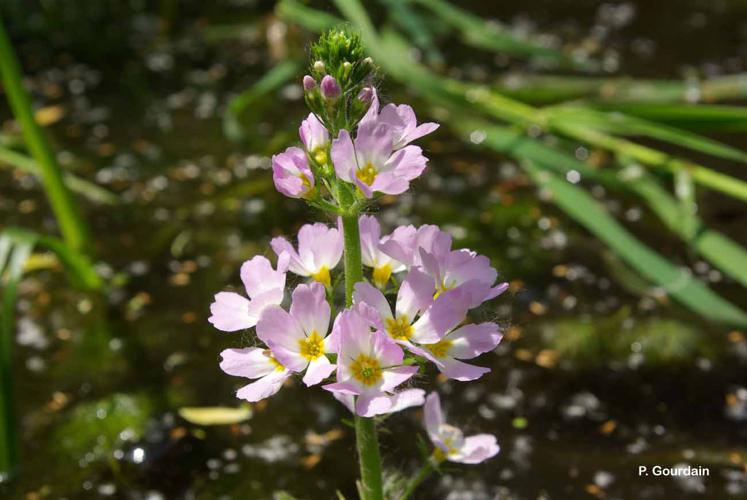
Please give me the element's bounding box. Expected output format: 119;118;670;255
320;75;341;100
313;60;325;73
303;75;316;91
363;57;373;66
358;87;374;104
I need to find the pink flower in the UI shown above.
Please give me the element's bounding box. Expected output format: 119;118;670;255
353;269;437;344
323;306;419;417
359;215;405;288
420;248;508;307
272;146;315;199
424;392;499;464
299;113;330;165
208;254;289;332
361;92;439;149
320;75;341;100
380;224;452;269
256;283;337;386
331;122;428;198
219;347;291;402
381;223;508;307
271;223;343;288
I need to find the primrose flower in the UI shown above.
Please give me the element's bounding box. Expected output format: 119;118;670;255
256;282;337;386
272;146;315;199
331;121;428;198
299;113;330;165
323;306;419;417
271;223;343;288
359;215;406;288
361;91;439;150
208;254;288;332
380;224;452;269
419;247;508;307
353;269;438;345
219;347;291;402
424;392;499;464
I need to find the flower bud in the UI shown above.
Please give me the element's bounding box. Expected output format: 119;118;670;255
358;86;374;104
320;75;341;100
363;57;373;66
313;60;325;73
303;75;317;91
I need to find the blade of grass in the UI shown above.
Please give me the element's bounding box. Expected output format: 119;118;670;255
223;59;301;142
379;0;443;66
0;145;118;205
495;73;747;105
522;160;747;327
464;123;747;290
591;103;747;133
410;0;581;67
275;0;340;33
0;229;36;481
0;16;91;253
545;106;747;163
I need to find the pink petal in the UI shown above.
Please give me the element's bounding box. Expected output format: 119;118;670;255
380;365;418;392
290;282;330;337
331;129;357;182
219;347;274;379
235;369;290;402
439;358;490;381
302;356;336;386
447;322;502;360
353;282;393;323
451;434;500;464
240;255;286;299
270;236;308;276
208;292;253;332
395;268;435;320
424;392;444;440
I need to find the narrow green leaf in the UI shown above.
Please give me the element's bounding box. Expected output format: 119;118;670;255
276;0;340;33
522;160;747;327
223;60;302;142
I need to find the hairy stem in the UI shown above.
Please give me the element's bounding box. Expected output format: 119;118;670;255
400;457;437;500
340;195;383;500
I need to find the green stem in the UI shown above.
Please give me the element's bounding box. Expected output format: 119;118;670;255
400;457;437;500
339;192;383;500
0;18;90;253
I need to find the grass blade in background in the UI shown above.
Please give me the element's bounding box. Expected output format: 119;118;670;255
0;17;91;253
466;124;747;290
495;73;747;105
0;230;36;480
591;103;747;133
521;160;747;327
545;106;747;163
411;0;580;67
223;59;302;142
0;145;118;205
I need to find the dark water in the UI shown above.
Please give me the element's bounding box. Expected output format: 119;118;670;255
2;1;747;498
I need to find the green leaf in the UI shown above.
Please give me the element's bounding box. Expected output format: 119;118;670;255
178;406;252;426
546;106;747;163
522;160;747;327
592;103;747;132
276;0;340;33
470;125;747;291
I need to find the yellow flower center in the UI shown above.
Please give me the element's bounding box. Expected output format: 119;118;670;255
433;280;453;299
427;339;453;358
356;162;377;185
350;354;382;386
264;350;286;371
311;266;331;288
313;148;328;166
298;173;312;189
385;315;413;341
298;330;325;361
372;263;392;288
432;447;447;462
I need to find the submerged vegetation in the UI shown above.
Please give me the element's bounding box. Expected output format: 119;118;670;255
0;1;746;498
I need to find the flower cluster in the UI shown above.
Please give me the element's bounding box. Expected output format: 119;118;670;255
209;29;505;480
209;217;505;412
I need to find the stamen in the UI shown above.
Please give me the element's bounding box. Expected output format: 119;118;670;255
298;330;325;361
350;354;383;386
311;266;331;288
385;315;413;341
372;263;392;288
427;339;453;358
356;162;377;185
